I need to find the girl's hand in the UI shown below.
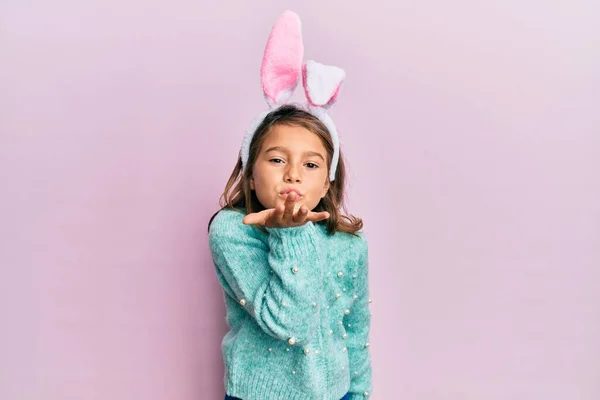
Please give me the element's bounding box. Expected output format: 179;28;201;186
242;191;330;227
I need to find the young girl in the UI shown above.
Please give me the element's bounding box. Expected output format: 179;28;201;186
208;11;372;400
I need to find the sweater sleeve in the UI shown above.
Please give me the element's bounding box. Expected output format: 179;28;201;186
208;209;324;346
344;235;373;399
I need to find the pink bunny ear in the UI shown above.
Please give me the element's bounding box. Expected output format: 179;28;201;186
302;60;346;108
261;11;304;106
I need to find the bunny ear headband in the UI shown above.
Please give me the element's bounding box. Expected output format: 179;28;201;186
240;10;345;182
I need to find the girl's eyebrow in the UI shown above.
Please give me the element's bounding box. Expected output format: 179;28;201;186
265;146;325;162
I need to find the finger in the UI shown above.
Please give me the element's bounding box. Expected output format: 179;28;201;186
243;210;269;225
242;213;257;225
283;192;296;219
270;203;285;226
293;205;309;223
307;211;330;222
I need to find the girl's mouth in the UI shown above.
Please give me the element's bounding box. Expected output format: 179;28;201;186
280;188;303;197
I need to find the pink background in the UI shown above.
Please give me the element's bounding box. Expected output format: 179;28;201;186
1;1;599;399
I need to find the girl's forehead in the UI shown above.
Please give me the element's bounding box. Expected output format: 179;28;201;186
262;124;326;150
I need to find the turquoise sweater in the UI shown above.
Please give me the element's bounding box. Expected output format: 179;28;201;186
208;208;372;400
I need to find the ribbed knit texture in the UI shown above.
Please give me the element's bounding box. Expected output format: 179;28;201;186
209;208;373;400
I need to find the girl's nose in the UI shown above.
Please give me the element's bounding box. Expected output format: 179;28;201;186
284;166;301;183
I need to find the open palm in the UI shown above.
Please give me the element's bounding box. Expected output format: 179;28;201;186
242;192;330;227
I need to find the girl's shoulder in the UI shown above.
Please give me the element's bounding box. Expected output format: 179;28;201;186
208;208;255;240
210;207;245;224
322;224;369;254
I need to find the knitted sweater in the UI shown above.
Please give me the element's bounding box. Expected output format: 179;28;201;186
208;208;373;400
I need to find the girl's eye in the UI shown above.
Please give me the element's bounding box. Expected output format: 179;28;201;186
269;159;318;169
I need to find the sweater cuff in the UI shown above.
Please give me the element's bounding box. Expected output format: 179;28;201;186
265;223;317;260
264;222;312;237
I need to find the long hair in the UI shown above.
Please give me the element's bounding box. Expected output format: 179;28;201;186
208;104;363;236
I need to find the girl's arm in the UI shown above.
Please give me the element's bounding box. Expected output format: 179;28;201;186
209;210;324;346
343;236;373;399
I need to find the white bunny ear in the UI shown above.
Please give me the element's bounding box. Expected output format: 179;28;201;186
302;60;346;108
260;10;304;107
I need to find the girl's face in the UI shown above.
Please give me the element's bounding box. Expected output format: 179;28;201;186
250;124;330;212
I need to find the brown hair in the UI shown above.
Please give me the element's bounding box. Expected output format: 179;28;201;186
208;104;363;236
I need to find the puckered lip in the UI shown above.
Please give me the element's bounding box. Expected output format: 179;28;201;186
280;188;303;196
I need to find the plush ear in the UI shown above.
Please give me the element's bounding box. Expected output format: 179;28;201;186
302;60;346;108
261;10;304;106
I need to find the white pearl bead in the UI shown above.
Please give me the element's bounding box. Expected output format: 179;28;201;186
335;293;341;299
342;333;347;339
292;370;296;375
352;274;357;279
286;348;290;352
329;329;334;335
337;271;343;278
364;391;369;397
304;349;310;355
315;350;319;354
311;302;317;307
268;348;272;352
348;323;352;327
344;309;350;315
368;298;373;303
353;294;358;300
365;342;370;348
342;288;347;292
288;337;296;345
342;347;347;352
292;266;299;274
239;299;247;306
